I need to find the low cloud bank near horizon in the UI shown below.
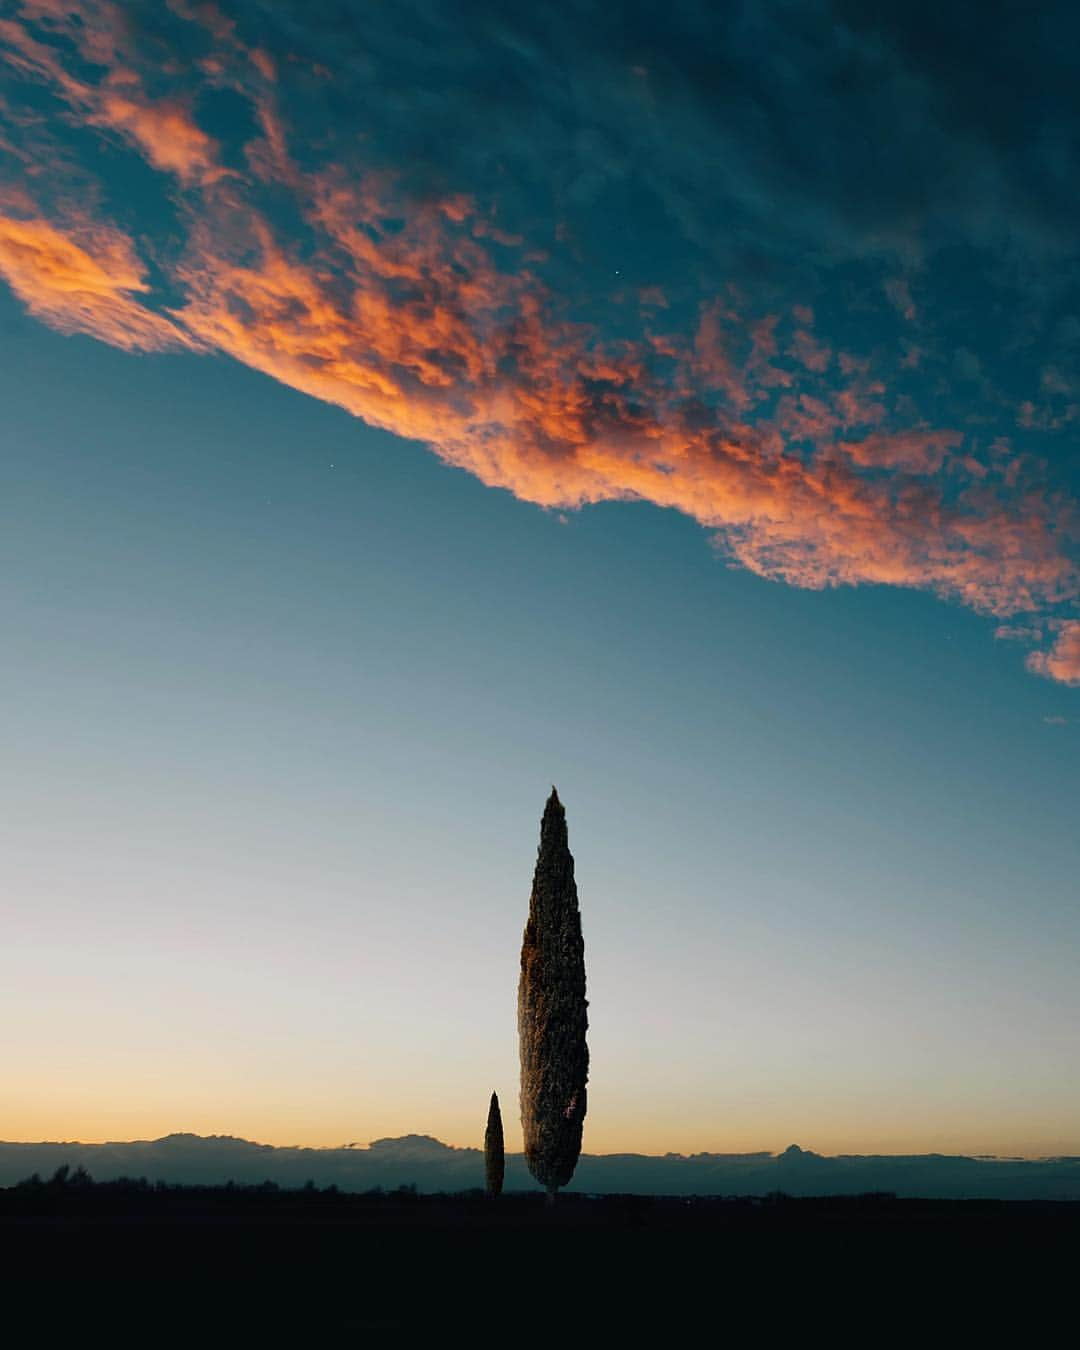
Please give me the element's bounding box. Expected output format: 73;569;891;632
1;1;1078;681
3;1133;1080;1201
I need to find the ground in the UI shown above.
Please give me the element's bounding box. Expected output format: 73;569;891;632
2;1188;1076;1336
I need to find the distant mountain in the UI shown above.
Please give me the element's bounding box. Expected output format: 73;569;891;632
3;1134;1080;1199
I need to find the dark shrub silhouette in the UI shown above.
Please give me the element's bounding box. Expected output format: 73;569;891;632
484;1091;504;1197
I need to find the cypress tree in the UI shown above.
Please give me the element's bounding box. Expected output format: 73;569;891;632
517;787;589;1199
484;1091;504;1197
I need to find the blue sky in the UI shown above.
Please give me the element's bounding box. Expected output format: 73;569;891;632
0;0;1077;1155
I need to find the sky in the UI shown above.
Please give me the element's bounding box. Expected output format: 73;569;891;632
0;0;1077;1159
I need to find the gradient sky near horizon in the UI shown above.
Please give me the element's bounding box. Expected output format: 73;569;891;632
1;0;1078;1160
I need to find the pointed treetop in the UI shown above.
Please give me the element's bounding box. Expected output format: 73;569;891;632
540;786;567;846
484;1090;505;1198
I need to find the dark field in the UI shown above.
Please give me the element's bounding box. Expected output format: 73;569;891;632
3;1184;1077;1336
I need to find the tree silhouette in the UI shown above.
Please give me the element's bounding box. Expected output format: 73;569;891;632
518;787;589;1200
484;1091;504;1197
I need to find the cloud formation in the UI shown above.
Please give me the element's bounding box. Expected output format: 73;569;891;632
0;208;194;350
1027;622;1080;686
0;0;1077;678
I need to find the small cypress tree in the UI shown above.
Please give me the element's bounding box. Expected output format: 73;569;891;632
484;1091;504;1197
518;787;589;1200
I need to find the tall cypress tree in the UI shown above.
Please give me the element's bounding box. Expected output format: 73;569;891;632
518;787;589;1198
484;1091;504;1197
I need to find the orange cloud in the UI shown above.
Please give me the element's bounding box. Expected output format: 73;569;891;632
159;183;1077;624
789;328;832;373
841;430;962;475
89;94;220;184
0;2;1077;668
1026;622;1080;686
0;1;220;185
692;301;754;410
834;379;887;429
994;624;1043;643
0;212;195;350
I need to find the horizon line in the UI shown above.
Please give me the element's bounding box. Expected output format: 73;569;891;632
2;1131;1077;1164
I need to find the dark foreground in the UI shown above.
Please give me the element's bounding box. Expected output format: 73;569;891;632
4;1181;1077;1336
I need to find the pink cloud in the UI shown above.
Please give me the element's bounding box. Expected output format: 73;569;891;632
994;624;1043;643
834;378;887;429
789;328;832;373
840;429;962;475
692;300;753;411
1026;622;1080;686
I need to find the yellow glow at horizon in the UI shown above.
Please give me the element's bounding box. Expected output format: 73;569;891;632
5;1075;1078;1160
